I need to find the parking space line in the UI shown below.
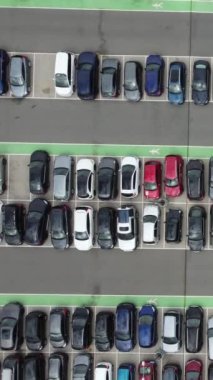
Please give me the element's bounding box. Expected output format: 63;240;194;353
7;155;10;203
32;53;35;98
121;55;124;100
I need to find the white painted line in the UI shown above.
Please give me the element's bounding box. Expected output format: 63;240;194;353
32;53;35;98
7;155;10;202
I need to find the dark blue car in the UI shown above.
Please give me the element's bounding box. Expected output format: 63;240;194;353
115;303;136;352
77;51;99;100
145;54;164;96
0;49;9;95
138;304;158;348
118;363;135;380
168;62;186;105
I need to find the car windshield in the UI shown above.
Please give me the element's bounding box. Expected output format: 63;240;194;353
55;73;69;88
125;79;137;91
193;80;207;91
189;169;200;182
139;315;153;325
139;367;151;375
98;231;111;240
208;328;213;338
143;215;156;223
166;177;179;187
80;63;92;71
169;83;181;94
186;371;200;380
52;228;65;240
74;364;87;375
54;167;68;176
75;231;89;241
118;232;134;240
78;170;90;187
144;182;157;190
147;63;160;71
116;332;130;340
122;165;135;190
10;76;24;86
5;225;18;236
187;318;200;328
163;337;178;344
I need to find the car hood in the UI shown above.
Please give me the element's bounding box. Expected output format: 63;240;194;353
139;324;152;347
168;92;184;105
144;189;159;199
192;89;208;105
187;327;198;352
56;84;72;97
163;341;180;353
188;239;203;252
11;84;26;98
5;234;22;245
145;71;158;94
165;184;181;197
118;237;136;252
98;238;113;249
52;237;67;249
125;88;141;102
116;338;132;351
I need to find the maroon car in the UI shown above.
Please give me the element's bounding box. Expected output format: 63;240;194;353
185;359;202;380
139;360;157;380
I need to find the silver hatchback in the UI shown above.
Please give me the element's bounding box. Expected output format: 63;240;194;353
53;155;73;200
9;55;31;98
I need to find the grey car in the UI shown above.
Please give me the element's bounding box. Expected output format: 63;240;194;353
124;61;143;102
9;55;31;98
0;155;7;194
73;354;93;380
53;155;73;200
101;58;121;97
209;157;213;199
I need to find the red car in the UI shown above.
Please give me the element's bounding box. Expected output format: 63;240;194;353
139;360;157;380
144;161;162;199
164;155;184;197
185;359;202;380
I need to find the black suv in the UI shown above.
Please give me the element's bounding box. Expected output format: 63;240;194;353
98;157;119;200
95;311;114;351
71;307;93;350
185;306;203;353
97;207;117;249
186;160;204;200
25;311;47;351
165;208;183;243
192;60;210;105
0;49;9;95
29;150;50;195
188;206;206;252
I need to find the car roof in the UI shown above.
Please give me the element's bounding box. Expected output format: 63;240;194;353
102;58;119;69
145;161;158;182
10;56;22;75
55;52;69;75
125;61;137;79
75;208;88;232
143;205;159;217
164;315;176;337
165;156;178;178
54;155;71;169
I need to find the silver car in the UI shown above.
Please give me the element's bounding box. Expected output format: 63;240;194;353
53;155;73;200
9;55;31;98
124;61;142;102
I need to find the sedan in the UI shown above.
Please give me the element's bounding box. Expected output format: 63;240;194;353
23;354;45;380
186;159;204;200
185;306;203;353
54;51;76;97
4;204;25;245
188;206;206;252
25;311;47;351
0;49;9;95
50;205;72;249
73;354;93;380
118;364;135;380
121;156;141;198
209;365;213;380
211;206;213;246
9;55;31;98
77;51;99;100
48;353;68;380
138;361;156;380
53;155;73;200
95;311;114;351
185;360;202;380
0;155;7;194
49;307;70;348
142;205;160;244
168;61;186;105
144;161;162;199
74;206;94;251
145;54;164;96
163;364;182;380
115;303;136;351
0;200;3;242
209;157;213;199
164;155;184;197
117;206;139;252
124;60;142;102
2;354;23;380
165;208;183;243
138;304;158;348
192;60;210;105
71;307;93;350
98;157;118;200
0;302;24;351
24;198;50;246
208;317;213;360
97;207;117;249
29;150;50;195
77;158;96;199
101;58;120;97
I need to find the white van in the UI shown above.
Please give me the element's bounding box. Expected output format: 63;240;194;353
54;51;76;97
95;362;113;380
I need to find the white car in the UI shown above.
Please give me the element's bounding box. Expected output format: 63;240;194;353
162;310;182;353
208;316;213;359
121;156;141;198
74;207;94;251
142;204;160;244
54;51;76;97
76;158;96;199
95;362;113;380
117;206;138;251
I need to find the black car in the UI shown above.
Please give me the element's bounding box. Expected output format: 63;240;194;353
168;61;186;105
4;204;25;245
192;60;210;105
95;311;114;351
115;303;137;352
0;155;7;194
77;51;99;100
25;311;47;351
186;160;204;200
23;354;45;380
48;353;68;380
98;157;119;200
49;307;70;348
188;206;206;252
71;307;92;350
50;205;72;249
210;206;213;246
124;60;143;102
97;207;117;249
165;208;183;243
163;364;182;380
209;364;213;380
2;354;23;380
185;306;203;353
29;150;50;195
24;198;50;245
0;49;9;95
73;354;93;380
101;58;120;97
0;302;24;350
209;157;213;200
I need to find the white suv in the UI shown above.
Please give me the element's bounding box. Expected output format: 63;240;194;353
95;362;113;380
142;204;160;244
55;51;76;97
117;206;138;251
74;207;94;251
121;156;141;198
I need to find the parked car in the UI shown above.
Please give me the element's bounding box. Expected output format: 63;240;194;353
210;205;213;246
24;198;50;245
97;207;117;249
4;204;25;245
186;159;204;200
162;310;182;352
9;55;31;98
138;304;158;348
53;155;73;201
25;310;47;351
138;360;156;380
23;354;45;380
164;155;184;197
76;158;96;199
145;54;164;96
208;316;213;360
0;155;7;194
49;307;70;348
101;58;121;97
29;150;50;195
142;205;160;244
48;353;68;380
98;157;118;200
124;60;142;102
74;206;94;251
77;51;99;100
71;307;92;350
144;161;162;199
121;156;141;198
185;306;203;353
50;205;72;249
73;354;93;380
54;51;76;97
192;60;210;105
209;157;213;199
117;206;139;251
95;311;114;351
0;200;3;242
188;206;206;252
95;362;113;380
163;364;182;380
165;208;183;243
185;360;202;380
0;49;9;95
115;303;136;351
0;302;24;351
209;364;213;380
118;363;135;380
168;61;186;105
2;354;23;380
